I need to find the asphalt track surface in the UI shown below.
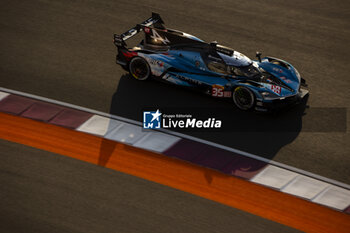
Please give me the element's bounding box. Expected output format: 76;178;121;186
0;2;350;230
0;2;349;231
0;138;305;233
1;0;349;184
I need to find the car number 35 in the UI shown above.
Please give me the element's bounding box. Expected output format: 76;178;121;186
212;87;224;97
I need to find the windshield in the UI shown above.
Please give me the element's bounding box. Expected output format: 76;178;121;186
218;51;252;67
207;61;260;77
227;64;260;77
205;50;260;77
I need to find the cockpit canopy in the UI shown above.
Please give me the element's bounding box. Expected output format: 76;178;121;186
219;51;252;67
204;51;260;78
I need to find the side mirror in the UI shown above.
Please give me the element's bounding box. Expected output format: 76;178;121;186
256;51;262;62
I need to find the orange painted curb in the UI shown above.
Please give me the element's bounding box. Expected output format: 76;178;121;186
0;112;349;233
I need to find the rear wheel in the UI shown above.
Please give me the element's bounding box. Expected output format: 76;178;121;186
129;57;150;81
233;86;255;111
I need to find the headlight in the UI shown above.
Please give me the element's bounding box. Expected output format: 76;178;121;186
260;91;279;100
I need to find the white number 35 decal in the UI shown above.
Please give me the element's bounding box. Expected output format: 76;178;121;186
212;87;224;97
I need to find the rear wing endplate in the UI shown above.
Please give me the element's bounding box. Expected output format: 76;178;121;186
114;12;164;47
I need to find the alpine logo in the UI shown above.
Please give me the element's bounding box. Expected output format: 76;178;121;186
150;29;170;44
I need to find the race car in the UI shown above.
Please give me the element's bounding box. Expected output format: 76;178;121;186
113;13;308;111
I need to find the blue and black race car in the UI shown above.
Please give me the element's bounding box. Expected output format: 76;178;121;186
114;13;308;111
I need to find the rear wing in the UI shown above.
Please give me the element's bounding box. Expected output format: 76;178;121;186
114;12;165;47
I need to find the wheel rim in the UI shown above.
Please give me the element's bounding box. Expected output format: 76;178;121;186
130;58;149;80
233;87;254;110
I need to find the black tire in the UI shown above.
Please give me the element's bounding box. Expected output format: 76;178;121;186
129;57;150;81
232;86;255;111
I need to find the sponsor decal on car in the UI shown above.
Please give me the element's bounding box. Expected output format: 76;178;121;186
280;76;292;84
162;74;182;84
273;67;283;73
270;85;281;94
176;74;202;85
144;56;165;76
149;59;163;67
223;91;232;97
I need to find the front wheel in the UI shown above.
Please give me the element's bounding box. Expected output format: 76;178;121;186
129;57;150;81
232;86;255;111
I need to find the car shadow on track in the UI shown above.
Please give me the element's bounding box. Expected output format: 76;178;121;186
108;74;309;160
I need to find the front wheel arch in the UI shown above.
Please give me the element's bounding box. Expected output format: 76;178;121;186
232;86;255;111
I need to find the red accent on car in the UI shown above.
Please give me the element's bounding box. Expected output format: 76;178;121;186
271;85;281;94
122;51;138;60
223;91;232;98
